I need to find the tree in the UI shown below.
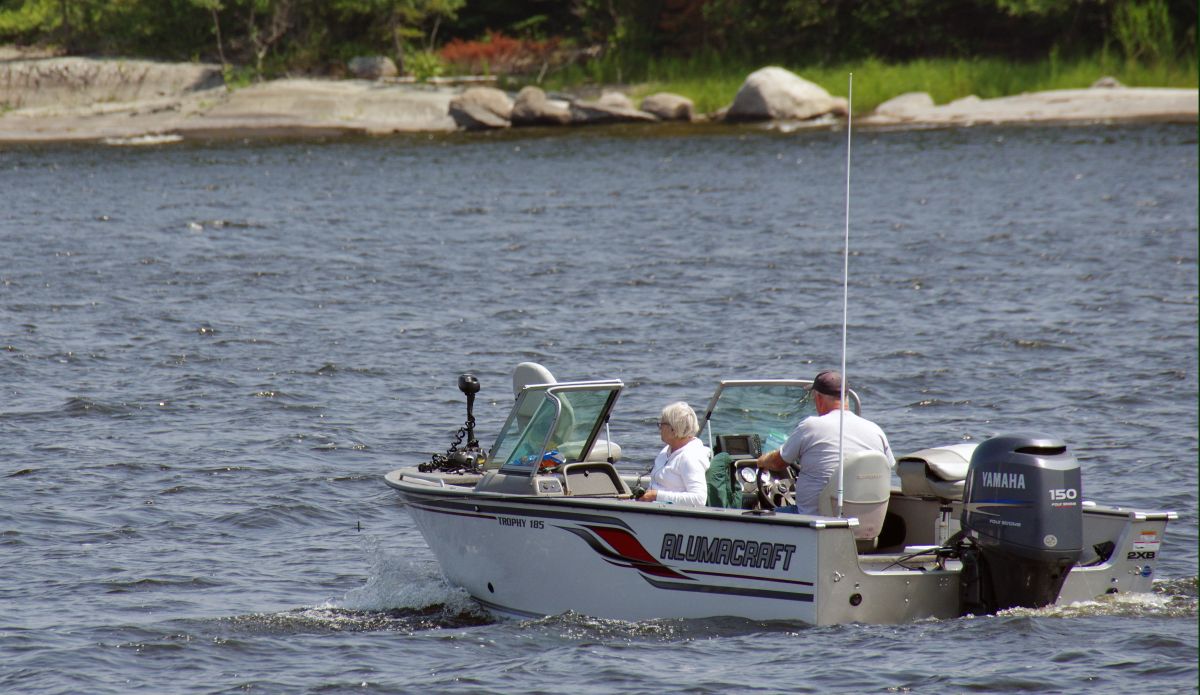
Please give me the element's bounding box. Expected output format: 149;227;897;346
0;0;73;50
243;0;293;77
190;0;227;69
330;0;463;74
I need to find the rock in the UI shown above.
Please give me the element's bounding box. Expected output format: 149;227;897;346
199;78;456;133
570;91;658;125
347;56;398;80
873;92;935;120
640;92;695;121
1091;76;1124;89
0;57;222;110
449;86;513;129
725;67;845;122
450;86;513;120
510;86;571;126
449;101;510;130
596;91;634;109
858;86;1197;128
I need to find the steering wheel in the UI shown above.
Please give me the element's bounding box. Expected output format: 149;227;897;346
753;464;797;511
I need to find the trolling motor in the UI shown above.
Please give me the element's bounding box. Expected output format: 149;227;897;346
458;373;481;449
419;373;487;474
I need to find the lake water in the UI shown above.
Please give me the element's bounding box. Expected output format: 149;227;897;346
1;123;1196;694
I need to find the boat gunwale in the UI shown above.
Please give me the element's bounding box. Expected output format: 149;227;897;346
385;467;855;528
384;467;1177;525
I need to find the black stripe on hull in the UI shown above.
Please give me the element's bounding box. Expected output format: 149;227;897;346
402;493;635;530
683;567;814;587
640;575;814;602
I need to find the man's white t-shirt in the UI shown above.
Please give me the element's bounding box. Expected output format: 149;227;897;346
649;437;712;507
779;409;894;514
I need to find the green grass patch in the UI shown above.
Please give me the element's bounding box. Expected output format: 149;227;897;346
586;52;1198;115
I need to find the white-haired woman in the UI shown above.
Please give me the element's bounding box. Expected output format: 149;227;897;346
637;401;711;506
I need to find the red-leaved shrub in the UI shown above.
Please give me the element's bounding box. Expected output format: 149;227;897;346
439;31;562;75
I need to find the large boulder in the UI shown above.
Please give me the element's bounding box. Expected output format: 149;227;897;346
510;86;571;126
597;92;634;109
570;91;657;125
449;101;509;130
640;92;695;121
725;67;847;122
452;86;512;119
347;56;398;80
872;92;935;120
448;86;512;130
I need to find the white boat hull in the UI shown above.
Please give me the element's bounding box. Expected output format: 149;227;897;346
385;469;1171;624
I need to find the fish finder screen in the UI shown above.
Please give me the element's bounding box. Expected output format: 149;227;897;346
718;434;761;459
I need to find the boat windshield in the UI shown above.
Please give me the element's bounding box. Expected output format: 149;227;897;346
699;380;861;454
489;381;622;474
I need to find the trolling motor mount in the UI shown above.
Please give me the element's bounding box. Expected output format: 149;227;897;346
458;373;480;450
418;373;487;473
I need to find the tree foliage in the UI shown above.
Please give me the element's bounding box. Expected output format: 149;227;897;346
0;0;1192;77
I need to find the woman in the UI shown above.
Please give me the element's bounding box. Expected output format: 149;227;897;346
637;401;711;506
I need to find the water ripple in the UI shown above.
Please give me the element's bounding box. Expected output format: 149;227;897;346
1;124;1195;695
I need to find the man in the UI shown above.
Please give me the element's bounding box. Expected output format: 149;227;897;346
756;370;894;514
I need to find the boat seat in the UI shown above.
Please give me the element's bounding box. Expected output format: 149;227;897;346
512;361;557;426
896;443;977;501
818;451;892;552
561;438;623;464
513;361;556;397
512;362;621;463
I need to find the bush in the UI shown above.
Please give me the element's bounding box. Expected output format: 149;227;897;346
439;31;561;75
406;50;445;82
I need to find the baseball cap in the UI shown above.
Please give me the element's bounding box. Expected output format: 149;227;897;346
810;370;843;397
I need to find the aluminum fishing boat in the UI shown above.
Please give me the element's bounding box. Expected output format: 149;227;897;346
384;363;1175;624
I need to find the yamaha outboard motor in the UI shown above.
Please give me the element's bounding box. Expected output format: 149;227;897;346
957;433;1083;615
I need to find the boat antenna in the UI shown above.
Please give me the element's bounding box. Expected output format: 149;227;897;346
836;73;853;519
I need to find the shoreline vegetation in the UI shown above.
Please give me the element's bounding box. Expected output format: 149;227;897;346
621;52;1198;115
0;52;1194;145
0;0;1195;142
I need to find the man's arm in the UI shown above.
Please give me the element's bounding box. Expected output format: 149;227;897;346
756;448;789;471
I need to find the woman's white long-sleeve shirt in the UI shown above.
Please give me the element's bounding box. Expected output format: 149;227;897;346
648;438;712;506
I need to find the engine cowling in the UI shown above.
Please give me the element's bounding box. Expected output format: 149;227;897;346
958;433;1083;615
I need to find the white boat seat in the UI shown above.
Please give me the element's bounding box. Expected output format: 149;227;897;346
512;361;556;397
818;451;892;551
513;362;557;425
896;443;977;501
511;362;621;463
561;438;623;464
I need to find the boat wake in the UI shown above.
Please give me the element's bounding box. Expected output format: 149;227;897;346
221;604;492;635
321;536;492;631
512;611;810;640
998;577;1197;620
211;538;494;635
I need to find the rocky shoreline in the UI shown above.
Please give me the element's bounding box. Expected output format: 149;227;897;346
0;57;1195;144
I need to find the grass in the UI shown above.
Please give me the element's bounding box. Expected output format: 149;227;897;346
539;51;1198;115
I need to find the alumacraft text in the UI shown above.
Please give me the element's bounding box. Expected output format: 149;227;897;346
660;534;797;571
